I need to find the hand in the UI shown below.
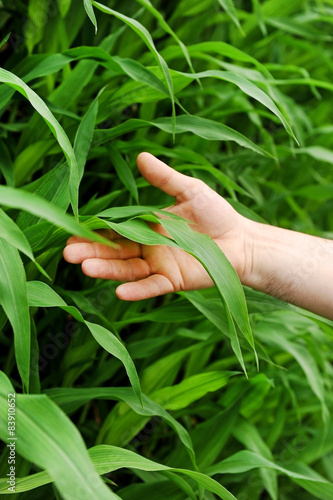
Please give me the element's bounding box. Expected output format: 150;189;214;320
63;152;252;301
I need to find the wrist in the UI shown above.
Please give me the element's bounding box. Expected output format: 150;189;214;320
238;217;333;319
241;219;281;292
242;220;303;297
219;215;261;287
239;218;260;288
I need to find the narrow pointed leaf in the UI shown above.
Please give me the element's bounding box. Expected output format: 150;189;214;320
0;373;117;499
0;68;79;218
0;243;30;392
0;185;116;247
92;1;176;137
26;281;142;404
83;0;98;33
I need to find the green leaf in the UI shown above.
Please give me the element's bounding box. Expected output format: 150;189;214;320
99;215;255;373
153;115;271;156
296;146;333;165
92;1;176;138
30;48;170;97
74;90;100;184
0;68;79;218
294;184;333;201
135;0;196;75
0;243;30;392
0;372;117;499
0;209;49;279
26;281;142;405
16;162;70;230
217;0;244;34
83;0;98;33
177;163;252;198
160;219;257;369
207;450;333;500
58;0;72;17
91;445;239;500
0;140;14;186
152;371;236;410
94;115;271;157
266;17;332;41
233;419;278;500
46;385;196;465
256;323;329;421
0;185;116;247
0;443;237;500
106;144;139;202
99;206;160;219
183;290;229;336
0;33;10;50
176;69;296;141
251;0;267;36
104;218;178;247
26;0;48;53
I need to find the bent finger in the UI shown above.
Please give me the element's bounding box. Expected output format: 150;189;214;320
81;257;150;281
63;239;141;264
116;274;175;301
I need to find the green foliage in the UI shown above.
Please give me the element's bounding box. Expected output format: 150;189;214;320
0;0;333;499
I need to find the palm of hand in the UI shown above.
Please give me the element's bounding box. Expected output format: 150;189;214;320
63;153;246;300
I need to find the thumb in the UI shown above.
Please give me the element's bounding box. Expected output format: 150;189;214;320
136;152;194;199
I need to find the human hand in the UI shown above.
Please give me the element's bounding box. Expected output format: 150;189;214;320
63;152;253;300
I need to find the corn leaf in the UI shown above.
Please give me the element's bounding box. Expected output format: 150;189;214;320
27;281;142;404
0;243;30;392
0;372;117;499
0;69;79;218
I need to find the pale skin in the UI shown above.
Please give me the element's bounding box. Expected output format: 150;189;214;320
63;152;333;321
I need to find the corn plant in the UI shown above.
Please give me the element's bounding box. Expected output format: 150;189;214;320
0;0;333;499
